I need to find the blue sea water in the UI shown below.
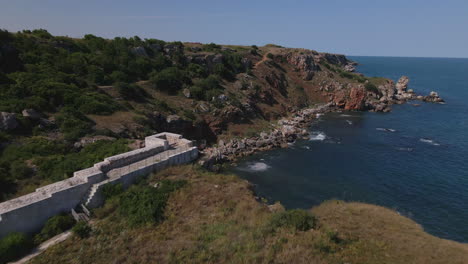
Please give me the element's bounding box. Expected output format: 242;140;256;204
232;56;468;242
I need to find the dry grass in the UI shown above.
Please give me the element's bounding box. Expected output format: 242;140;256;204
313;200;468;264
31;166;468;264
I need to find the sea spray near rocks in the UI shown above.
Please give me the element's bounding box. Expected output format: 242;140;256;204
239;162;271;172
310;132;326;141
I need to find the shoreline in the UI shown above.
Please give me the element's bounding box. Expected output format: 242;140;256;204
199;103;335;170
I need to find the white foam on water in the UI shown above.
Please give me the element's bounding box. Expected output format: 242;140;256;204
346;120;353;125
302;146;311;150
310;132;326;141
420;138;440;146
340;114;352;117
246;162;271;172
315;113;323;118
376;128;396;132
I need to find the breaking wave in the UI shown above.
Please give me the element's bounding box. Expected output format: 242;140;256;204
310;132;326;141
420;138;440;146
376;128;396;132
239;162;271;172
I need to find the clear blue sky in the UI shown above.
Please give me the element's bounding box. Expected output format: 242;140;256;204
1;0;467;58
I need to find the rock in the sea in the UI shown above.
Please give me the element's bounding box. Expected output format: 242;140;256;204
0;112;19;131
396;76;409;94
423;91;445;103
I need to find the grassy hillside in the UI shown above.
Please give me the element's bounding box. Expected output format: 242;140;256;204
30;165;468;264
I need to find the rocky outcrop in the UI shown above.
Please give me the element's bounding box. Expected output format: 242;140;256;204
286;52;320;80
423;91;445;103
322;53;349;66
329;84;367;111
265;72;288;96
0;112;19;131
396;76;409;95
364;76;445;112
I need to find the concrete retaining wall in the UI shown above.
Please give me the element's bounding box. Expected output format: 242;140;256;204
0;133;198;239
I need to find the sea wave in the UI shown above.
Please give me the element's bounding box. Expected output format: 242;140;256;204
376;128;396;132
420;138;440;146
241;162;271;172
346;120;353;125
310;132;326;141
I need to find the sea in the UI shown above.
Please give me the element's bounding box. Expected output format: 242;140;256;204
231;56;468;242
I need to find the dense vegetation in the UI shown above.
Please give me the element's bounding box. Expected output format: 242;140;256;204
0;29;247;116
0;138;129;201
0;29;251;198
0;232;34;264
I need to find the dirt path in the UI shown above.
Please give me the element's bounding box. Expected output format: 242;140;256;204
10;231;72;264
254;52;270;68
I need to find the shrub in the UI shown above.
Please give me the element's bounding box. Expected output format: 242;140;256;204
55;108;94;141
187;63;208;78
203;42;221;51
34;139;129;181
72;221;92;238
212;64;232;80
9;160;33;180
102;183;124;199
365;82;380;95
0;232;34;264
189;75;223;101
75;92;120;115
119;180;186;226
269;209;316;232
150;67;190;94
339;71;353;79
266;53;275;59
116;82;148;101
110;71;130;83
34;214;75;244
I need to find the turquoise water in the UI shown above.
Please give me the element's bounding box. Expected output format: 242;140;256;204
232;56;468;242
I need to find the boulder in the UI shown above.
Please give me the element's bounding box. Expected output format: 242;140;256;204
22;109;42;120
166;115;181;123
0;112;19;131
183;88;191;98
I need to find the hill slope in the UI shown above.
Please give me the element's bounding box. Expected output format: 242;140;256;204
31;166;468;264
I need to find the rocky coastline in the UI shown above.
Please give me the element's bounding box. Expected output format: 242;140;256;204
199;76;445;170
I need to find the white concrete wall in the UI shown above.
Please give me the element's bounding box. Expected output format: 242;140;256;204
0;133;198;239
86;146;198;209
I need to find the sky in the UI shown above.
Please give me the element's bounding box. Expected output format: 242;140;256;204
1;0;467;58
